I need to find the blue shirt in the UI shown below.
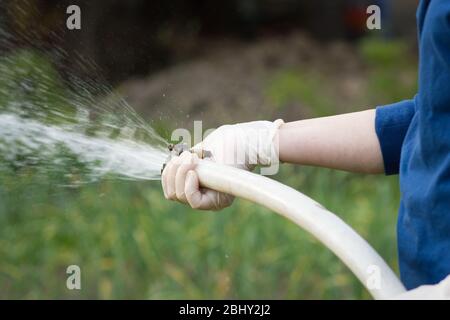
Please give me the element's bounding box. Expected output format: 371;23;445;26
375;0;450;290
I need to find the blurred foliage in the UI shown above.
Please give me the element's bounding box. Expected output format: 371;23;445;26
0;164;399;299
266;37;417;119
0;50;76;125
266;70;334;116
0;38;417;299
359;39;409;67
359;37;418;104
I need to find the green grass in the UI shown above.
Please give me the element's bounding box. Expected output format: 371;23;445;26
266;70;334;116
359;37;418;104
0;165;400;299
0;38;417;299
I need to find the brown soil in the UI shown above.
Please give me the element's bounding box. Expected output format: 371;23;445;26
118;31;368;131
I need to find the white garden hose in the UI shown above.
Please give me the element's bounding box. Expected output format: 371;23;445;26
194;159;406;299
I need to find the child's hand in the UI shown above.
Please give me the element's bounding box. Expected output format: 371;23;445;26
161;120;283;210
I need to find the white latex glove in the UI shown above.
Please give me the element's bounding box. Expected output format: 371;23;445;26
393;274;450;300
161;119;284;210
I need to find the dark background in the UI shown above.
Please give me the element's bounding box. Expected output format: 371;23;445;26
3;0;418;84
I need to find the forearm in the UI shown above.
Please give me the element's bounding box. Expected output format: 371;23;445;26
278;109;384;174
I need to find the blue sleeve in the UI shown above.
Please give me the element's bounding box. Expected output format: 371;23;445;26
375;99;416;175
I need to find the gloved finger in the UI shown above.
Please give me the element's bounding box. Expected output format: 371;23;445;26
197;188;234;211
164;155;183;200
161;160;169;199
185;170;215;210
218;192;234;209
185;170;234;210
175;152;198;203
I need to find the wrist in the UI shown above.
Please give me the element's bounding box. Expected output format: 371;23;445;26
278;120;308;165
249;119;284;176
